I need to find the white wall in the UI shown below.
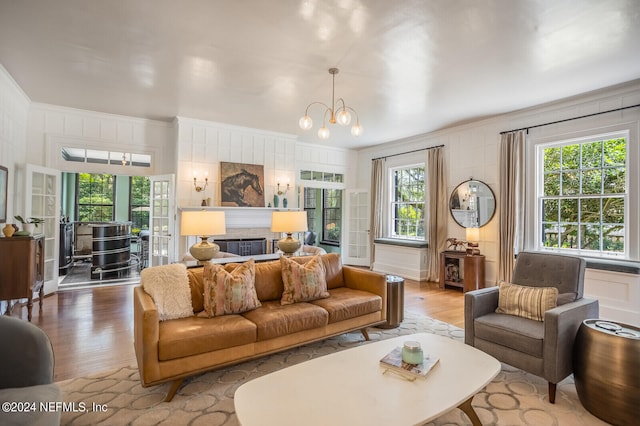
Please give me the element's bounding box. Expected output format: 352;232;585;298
357;123;501;284
0;64;30;225
174;117;355;258
357;79;640;294
27;103;175;175
0;64;30;315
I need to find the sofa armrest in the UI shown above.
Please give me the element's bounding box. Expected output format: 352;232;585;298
342;266;387;320
464;286;499;345
543;297;599;382
133;286;160;386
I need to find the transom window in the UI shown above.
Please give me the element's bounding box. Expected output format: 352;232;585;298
390;165;425;240
538;134;627;256
299;170;344;183
62;147;151;168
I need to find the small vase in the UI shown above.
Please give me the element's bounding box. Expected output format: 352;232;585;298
283;198;288;208
2;223;15;237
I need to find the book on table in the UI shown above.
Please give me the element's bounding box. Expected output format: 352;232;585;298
379;347;439;380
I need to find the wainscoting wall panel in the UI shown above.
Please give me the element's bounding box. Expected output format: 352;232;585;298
584;269;640;327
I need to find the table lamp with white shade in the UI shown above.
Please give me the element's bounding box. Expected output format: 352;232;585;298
180;210;226;262
465;226;480;256
271;211;308;256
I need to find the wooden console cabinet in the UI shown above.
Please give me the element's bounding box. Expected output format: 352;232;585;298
0;235;45;321
439;250;485;293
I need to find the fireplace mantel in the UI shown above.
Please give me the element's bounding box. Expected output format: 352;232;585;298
179;206;298;229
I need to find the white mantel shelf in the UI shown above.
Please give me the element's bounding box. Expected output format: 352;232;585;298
179;206;299;229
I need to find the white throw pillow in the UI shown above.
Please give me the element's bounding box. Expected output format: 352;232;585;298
141;263;193;321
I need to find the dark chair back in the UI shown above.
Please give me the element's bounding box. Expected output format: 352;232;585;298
512;251;586;301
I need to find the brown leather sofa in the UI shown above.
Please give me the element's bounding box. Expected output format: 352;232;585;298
134;253;387;401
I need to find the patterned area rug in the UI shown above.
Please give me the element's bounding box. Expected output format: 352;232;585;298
58;313;608;425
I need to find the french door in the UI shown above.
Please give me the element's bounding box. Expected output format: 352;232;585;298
344;189;370;266
25;164;61;295
149;174;175;266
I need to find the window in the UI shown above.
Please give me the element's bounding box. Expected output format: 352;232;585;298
303;187;316;233
76;173;115;222
538;134;627;256
130;176;150;233
322;189;342;245
303;187;342;246
62;147;151;168
390;165;425;240
300;170;343;183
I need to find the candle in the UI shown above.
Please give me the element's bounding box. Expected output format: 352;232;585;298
402;341;423;365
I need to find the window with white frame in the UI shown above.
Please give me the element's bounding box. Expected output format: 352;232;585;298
537;133;627;256
390;164;425;240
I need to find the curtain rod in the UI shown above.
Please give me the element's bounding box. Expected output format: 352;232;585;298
372;144;444;161
500;103;640;135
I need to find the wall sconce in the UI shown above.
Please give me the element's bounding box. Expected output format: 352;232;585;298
193;172;209;192
276;179;290;196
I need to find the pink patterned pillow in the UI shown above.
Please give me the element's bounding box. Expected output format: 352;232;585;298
280;255;329;305
202;259;261;317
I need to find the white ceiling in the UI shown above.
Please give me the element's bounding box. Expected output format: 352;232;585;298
1;0;639;149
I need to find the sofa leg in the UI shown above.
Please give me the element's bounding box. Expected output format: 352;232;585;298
165;378;184;402
361;328;370;341
548;382;556;404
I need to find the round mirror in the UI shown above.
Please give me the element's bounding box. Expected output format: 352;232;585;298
449;179;496;228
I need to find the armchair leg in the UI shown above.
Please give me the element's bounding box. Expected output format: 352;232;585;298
548;382;556;404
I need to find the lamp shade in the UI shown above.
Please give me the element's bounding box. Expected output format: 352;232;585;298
180;210;226;236
466;227;480;243
271;211;308;233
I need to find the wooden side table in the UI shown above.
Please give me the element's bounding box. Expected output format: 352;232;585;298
439;250;485;292
0;235;45;321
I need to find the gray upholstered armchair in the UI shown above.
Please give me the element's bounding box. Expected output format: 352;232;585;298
464;251;599;403
0;316;61;425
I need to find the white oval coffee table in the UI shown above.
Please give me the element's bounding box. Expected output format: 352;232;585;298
235;332;500;426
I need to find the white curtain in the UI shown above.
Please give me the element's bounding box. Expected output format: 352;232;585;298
369;158;385;269
425;147;447;282
498;130;526;282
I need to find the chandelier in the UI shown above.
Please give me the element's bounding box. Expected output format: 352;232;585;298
299;68;363;140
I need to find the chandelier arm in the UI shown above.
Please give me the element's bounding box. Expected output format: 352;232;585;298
304;101;332;116
322;108;332;126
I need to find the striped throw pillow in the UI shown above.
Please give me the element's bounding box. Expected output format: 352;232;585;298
495;281;558;321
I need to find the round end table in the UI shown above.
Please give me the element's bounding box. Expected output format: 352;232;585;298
573;319;640;426
378;275;404;329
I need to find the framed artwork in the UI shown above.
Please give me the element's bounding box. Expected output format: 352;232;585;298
220;162;265;207
0;165;7;223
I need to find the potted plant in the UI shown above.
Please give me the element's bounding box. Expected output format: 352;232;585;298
14;215;44;235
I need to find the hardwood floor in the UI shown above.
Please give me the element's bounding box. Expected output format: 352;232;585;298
11;278;464;382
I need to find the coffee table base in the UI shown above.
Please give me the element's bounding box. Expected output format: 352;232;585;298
458;396;482;426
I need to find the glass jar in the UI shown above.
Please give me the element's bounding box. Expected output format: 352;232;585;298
402;341;423;365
